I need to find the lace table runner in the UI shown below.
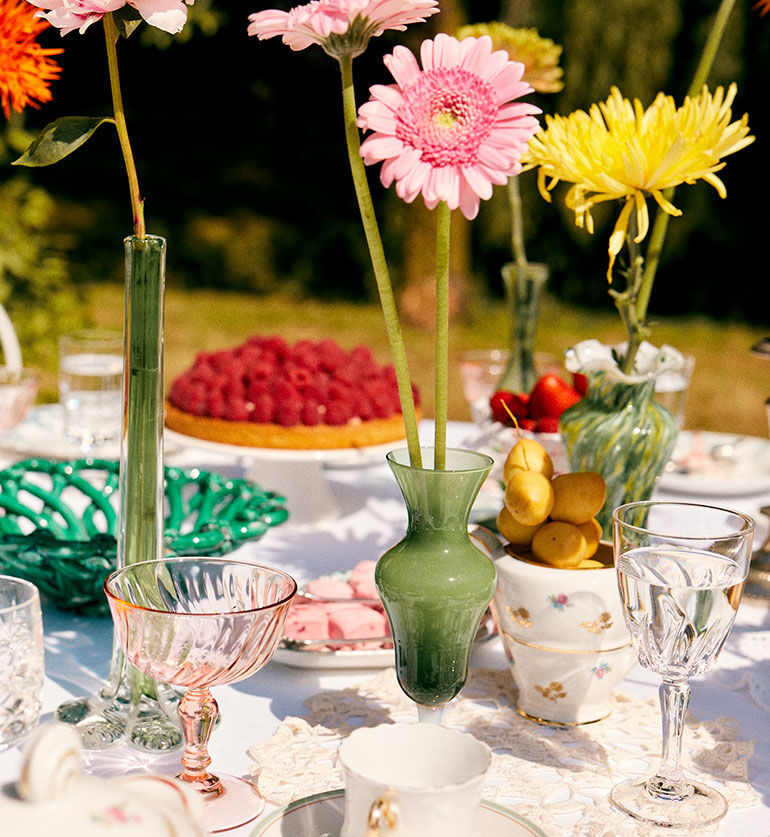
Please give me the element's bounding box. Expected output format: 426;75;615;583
248;668;758;836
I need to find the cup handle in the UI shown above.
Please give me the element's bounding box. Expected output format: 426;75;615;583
366;796;398;836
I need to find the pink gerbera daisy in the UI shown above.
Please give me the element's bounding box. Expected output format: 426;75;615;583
357;34;541;219
247;0;439;58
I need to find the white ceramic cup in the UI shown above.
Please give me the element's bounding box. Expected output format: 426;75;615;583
0;575;44;751
338;723;490;837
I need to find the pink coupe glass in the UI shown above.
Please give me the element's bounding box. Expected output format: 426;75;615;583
104;557;296;833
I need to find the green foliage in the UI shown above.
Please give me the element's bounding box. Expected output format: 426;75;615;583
0;177;83;370
12;117;115;168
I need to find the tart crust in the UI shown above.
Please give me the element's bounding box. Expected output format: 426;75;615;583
165;401;414;451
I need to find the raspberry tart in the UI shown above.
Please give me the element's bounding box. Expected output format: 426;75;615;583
165;336;418;450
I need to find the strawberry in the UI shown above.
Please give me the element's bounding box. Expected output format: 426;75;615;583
528;374;581;420
572;373;588;396
535;416;560;434
519;418;537;431
489;390;530;426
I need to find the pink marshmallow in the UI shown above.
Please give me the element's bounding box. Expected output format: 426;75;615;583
328;604;389;640
283;603;329;641
305;578;354;599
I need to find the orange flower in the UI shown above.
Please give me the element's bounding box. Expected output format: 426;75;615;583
755;0;770;15
0;0;62;119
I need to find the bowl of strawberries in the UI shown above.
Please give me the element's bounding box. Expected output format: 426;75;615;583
487;372;585;477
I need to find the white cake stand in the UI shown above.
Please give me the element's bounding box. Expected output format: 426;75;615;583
164;429;396;525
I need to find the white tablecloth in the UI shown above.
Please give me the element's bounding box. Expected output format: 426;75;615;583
1;421;769;836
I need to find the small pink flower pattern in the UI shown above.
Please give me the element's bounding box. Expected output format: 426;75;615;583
592;662;611;678
549;593;571;609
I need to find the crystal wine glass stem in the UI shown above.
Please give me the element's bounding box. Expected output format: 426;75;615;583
177;687;222;797
647;679;692;800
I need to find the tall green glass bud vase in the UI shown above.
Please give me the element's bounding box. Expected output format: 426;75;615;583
56;236;183;752
559;340;680;539
375;448;496;725
497;261;549;393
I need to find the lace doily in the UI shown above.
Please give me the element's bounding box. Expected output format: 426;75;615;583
248;668;757;836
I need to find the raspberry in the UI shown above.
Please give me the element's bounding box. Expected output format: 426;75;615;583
317;339;348;371
251;393;274;423
245;379;269;401
286;365;313;389
261;336;290;358
206;394;227;419
272;380;300;402
327;380;352;402
221;377;245;402
301;398;323;426
273;399;302;427
325;399;354;426
353;393;374;421
223;400;251;422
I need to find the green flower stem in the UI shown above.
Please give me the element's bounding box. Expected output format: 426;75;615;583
507;175;527;267
434;202;451;471
634;0;737;327
337;54;421;468
104;13;145;239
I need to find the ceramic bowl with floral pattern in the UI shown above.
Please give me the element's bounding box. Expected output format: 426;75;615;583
491;541;636;725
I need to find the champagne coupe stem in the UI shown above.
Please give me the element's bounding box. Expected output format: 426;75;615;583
648;679;692;801
417;704;445;725
177;687;222;797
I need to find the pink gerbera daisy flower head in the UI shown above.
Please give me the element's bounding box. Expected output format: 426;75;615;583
247;0;440;59
357;33;541;220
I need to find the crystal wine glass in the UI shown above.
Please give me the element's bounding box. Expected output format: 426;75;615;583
104;557;296;833
611;501;754;827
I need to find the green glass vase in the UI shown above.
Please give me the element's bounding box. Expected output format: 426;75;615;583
559;342;680;539
375;447;496;724
497;261;549;393
56;235;183;752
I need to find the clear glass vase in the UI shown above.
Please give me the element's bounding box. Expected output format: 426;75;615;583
56;235;183;752
375;447;496;724
497;261;549;393
559;341;680;539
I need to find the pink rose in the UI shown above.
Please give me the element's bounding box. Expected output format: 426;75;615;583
26;0;195;35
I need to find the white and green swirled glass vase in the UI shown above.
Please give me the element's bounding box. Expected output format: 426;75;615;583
559;340;681;539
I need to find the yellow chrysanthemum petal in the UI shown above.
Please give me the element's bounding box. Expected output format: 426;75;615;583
522;83;755;277
608;199;634;281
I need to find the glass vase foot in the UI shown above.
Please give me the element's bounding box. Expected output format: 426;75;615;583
55;677;183;752
610;776;728;827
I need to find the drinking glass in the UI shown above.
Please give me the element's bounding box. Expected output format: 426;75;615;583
59;329;123;450
654;353;695;428
0;575;44;751
104;557;297;833
611;501;754;827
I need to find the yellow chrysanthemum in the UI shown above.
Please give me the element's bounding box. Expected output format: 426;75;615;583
0;0;62;120
456;22;563;94
522;84;754;279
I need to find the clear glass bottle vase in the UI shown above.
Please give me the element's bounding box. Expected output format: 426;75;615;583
497;261;549;393
375;447;496;723
56;235;183;752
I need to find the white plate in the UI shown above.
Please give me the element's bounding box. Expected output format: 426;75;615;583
164;428;397;468
0;404;182;460
251;789;548;836
658;431;770;496
273;645;394;670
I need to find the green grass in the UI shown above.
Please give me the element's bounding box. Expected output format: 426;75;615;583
57;283;770;438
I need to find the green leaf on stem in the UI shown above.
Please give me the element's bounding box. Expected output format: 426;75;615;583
112;6;143;39
12;117;115;167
